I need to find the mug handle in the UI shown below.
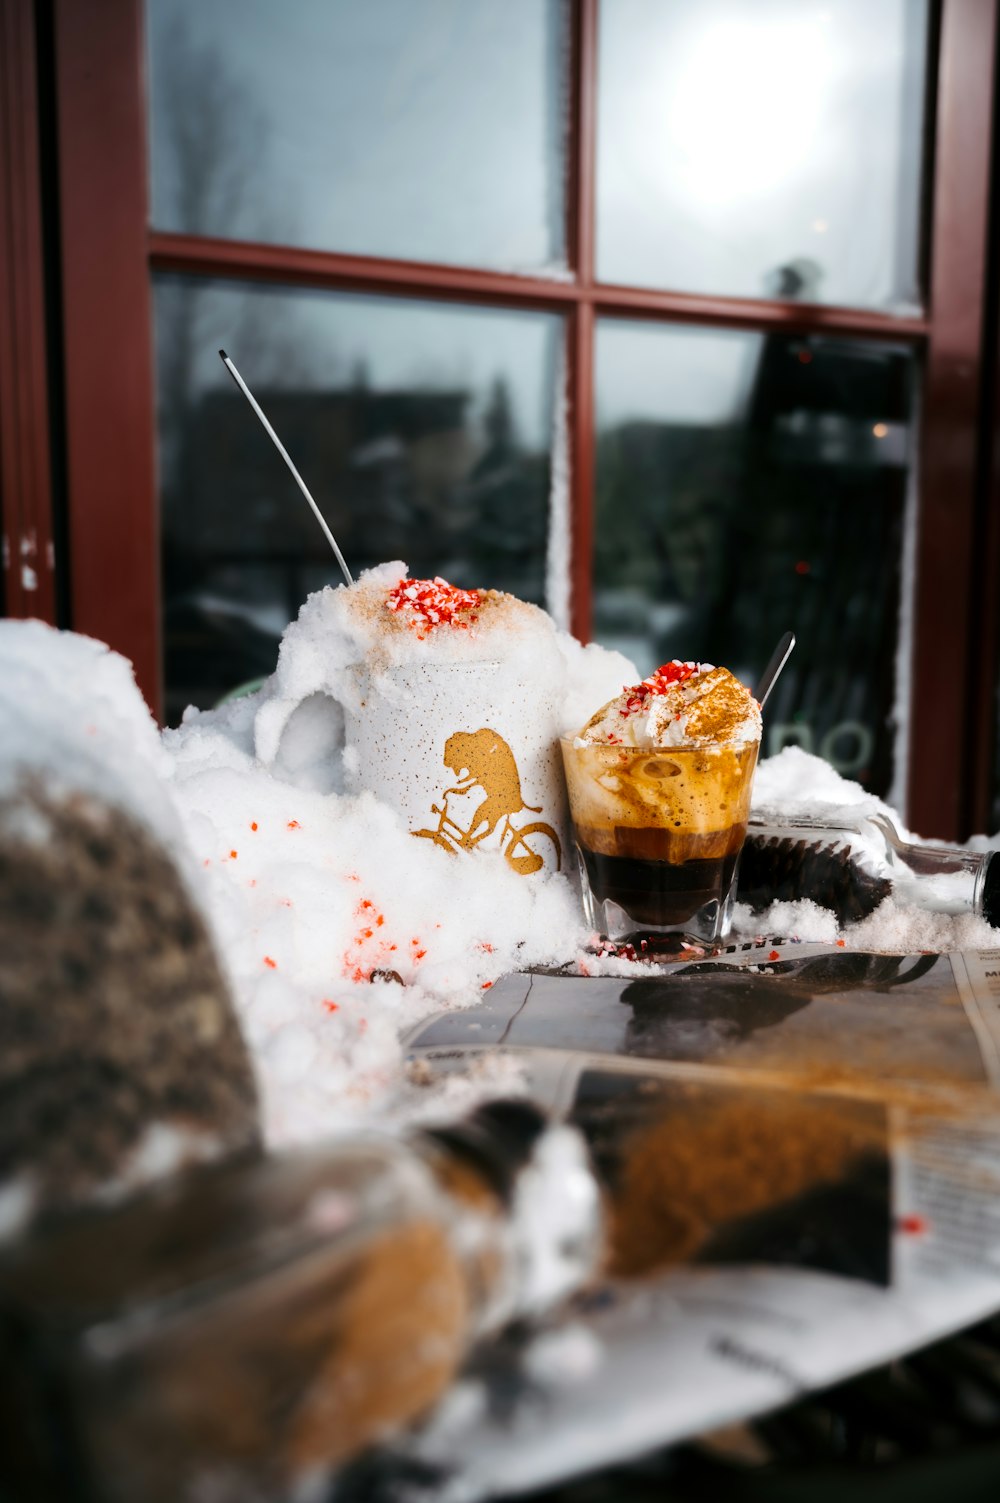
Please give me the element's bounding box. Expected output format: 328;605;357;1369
255;689;347;795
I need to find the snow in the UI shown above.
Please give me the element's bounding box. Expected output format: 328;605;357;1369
4;585;1000;1155
751;744;890;824
163;723;584;1143
733;898;840;947
0;621;177;847
844;904;1000;955
545;347;571;633
0;620;199;895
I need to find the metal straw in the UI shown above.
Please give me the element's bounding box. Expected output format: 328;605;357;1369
219;350;354;587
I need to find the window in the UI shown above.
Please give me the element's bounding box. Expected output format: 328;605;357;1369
9;0;1000;837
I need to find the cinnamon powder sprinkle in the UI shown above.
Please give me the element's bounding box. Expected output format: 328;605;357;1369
681;667;755;744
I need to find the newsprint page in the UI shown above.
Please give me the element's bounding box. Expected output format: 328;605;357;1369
390;941;1000;1500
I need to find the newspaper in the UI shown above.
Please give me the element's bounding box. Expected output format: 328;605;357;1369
381;940;1000;1501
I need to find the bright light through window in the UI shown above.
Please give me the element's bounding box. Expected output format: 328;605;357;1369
665;13;837;206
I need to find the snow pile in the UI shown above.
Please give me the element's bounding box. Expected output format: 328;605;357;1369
752;744;896;827
0;620;190;872
165;713;586;1143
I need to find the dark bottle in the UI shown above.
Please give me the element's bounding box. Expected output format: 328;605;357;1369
739;809;1000;927
0;1101;602;1503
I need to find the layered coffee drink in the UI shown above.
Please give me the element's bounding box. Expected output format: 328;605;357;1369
561;662;761;943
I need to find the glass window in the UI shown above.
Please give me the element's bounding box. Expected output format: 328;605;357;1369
594;319;917;796
153;276;562;723
597;0;929;311
146;0;568;274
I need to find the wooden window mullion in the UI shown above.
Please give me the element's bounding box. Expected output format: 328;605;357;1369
0;0;57;624
909;0;999;837
53;0;160;713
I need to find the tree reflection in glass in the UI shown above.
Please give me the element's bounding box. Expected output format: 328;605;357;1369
153;278;561;725
146;0;568;274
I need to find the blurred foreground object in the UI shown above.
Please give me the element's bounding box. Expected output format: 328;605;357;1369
0;1100;601;1503
0;620;260;1236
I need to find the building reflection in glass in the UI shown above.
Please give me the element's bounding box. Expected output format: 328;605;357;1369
594;318;916;797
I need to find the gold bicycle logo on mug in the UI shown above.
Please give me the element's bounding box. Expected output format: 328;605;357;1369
411;728;561;876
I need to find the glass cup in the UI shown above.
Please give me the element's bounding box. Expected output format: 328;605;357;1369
559;737;760;945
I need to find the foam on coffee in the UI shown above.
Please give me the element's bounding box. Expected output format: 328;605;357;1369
565;742;759;862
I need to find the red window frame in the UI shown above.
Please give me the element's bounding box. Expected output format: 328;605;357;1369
0;0;57;623
19;0;1000;839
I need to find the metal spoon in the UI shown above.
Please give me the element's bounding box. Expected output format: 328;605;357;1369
755;630;795;710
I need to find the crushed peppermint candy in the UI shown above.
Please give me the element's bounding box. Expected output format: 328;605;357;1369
621;661;701;717
386;576;482;633
593;936;711;964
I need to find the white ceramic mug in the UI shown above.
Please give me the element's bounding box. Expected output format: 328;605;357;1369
344;661;567;876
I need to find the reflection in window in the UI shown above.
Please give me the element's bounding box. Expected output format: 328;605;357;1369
597;0;928;310
146;0;568;274
594;320;917;796
153;277;561;724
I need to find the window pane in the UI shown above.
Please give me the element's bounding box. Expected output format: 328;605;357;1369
146;0;567;274
597;0;928;311
594;320;917;797
153;277;562;723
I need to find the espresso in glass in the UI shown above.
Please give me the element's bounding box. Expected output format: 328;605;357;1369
560;738;759;945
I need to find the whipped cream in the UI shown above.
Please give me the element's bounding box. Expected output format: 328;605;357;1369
577;661;761;750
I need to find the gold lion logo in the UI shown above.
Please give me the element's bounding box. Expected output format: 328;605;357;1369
412;728;561;876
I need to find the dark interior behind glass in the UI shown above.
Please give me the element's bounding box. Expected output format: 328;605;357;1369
595;324;916;797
